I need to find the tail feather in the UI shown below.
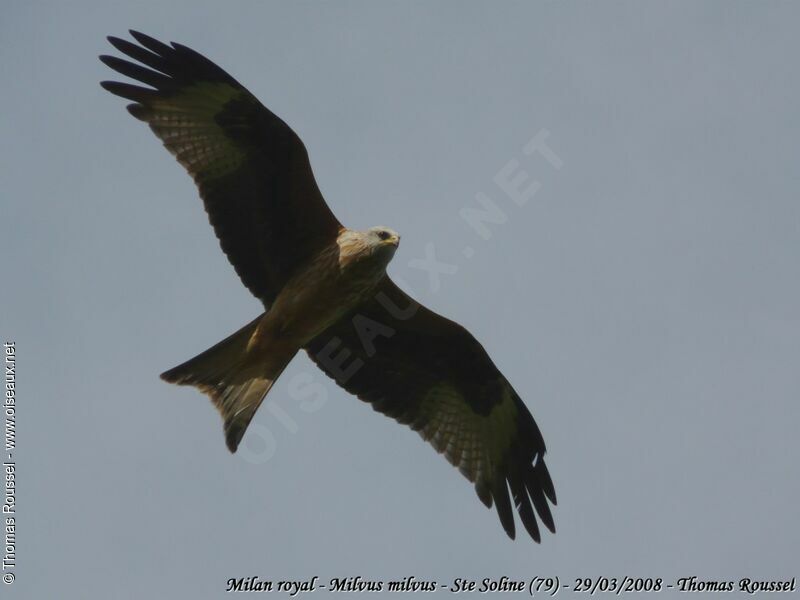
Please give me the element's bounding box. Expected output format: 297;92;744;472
161;315;293;452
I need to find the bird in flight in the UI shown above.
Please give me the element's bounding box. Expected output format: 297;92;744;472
100;31;556;541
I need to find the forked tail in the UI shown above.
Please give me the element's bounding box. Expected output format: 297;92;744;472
160;315;293;452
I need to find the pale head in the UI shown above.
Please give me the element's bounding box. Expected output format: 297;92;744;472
336;226;401;272
367;225;401;248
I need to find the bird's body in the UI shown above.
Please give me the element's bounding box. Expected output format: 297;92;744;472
250;227;400;351
163;226;401;451
101;31;557;541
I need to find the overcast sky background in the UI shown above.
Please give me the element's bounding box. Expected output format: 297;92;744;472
2;2;799;598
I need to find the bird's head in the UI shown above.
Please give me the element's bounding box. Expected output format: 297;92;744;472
336;226;401;272
365;225;401;265
367;226;401;249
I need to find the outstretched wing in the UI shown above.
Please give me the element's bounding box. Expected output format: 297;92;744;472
100;31;342;306
305;278;556;541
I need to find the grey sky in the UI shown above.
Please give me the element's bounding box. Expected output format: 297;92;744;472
2;1;799;598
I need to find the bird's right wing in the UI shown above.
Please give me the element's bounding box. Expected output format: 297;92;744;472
305;278;556;541
100;31;342;306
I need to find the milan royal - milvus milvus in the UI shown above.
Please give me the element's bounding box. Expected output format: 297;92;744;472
100;31;556;541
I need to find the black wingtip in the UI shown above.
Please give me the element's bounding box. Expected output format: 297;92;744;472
129;30;173;55
475;481;493;508
106;35;136;57
492;481;517;540
99;80;155;103
128;29;148;42
225;424;243;453
509;472;542;543
520;510;541;543
526;473;556;534
126;104;148;120
538;461;557;505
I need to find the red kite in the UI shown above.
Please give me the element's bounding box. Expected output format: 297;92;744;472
101;31;556;541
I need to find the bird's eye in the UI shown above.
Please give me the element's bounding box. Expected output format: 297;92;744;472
377;230;391;240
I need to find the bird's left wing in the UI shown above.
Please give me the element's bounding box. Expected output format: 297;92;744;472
100;31;342;306
305;278;556;541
